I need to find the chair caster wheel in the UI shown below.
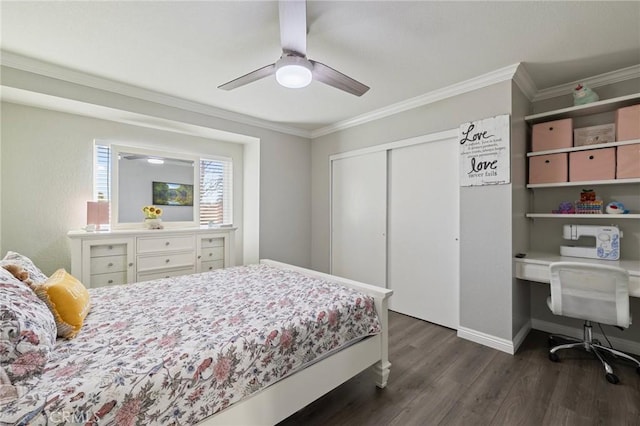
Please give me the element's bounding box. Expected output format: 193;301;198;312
549;352;559;362
606;373;619;384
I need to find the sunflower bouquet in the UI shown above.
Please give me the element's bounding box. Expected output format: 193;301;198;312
142;205;163;219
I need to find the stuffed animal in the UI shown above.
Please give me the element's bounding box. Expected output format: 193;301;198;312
605;201;629;214
2;264;33;287
573;84;599;106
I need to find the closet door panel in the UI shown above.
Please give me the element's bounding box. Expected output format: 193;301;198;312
331;151;387;287
388;138;459;329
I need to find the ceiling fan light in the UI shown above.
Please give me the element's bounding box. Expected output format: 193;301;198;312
276;64;312;88
275;55;313;89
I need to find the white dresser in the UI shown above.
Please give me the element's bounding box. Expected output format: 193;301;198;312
68;227;235;288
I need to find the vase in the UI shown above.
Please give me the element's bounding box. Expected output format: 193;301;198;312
144;218;163;229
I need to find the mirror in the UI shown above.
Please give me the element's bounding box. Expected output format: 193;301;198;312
111;145;199;228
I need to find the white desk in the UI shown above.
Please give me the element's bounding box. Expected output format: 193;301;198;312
515;252;640;298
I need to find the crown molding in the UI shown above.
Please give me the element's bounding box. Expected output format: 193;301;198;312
512;64;538;101
532;64;640;102
0;50;312;138
311;63;521;138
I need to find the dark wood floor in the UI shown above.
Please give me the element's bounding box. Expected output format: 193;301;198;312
279;311;640;426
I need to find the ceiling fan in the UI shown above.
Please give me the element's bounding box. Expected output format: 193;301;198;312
218;0;369;96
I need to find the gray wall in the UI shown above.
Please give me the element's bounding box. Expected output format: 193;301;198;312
1;103;243;273
312;81;522;342
1;66;312;271
511;82;532;338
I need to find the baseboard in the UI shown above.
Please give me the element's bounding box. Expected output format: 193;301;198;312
512;320;532;354
457;326;516;355
531;319;640;357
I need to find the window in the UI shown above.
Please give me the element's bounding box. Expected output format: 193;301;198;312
94;143;233;225
199;158;233;226
94;144;111;201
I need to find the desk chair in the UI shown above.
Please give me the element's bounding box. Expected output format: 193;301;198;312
547;262;640;384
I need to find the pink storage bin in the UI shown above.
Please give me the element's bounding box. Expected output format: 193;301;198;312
569;147;616;182
531;118;573;152
616;105;640;142
529;153;568;184
616;143;640;179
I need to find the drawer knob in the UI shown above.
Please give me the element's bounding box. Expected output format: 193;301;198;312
549;126;553;131
209;253;213;257
165;241;170;246
589;155;594;160
128;263;133;267
197;255;201;259
108;279;113;284
545;160;550;164
108;245;113;250
108;262;113;267
165;276;170;278
209;239;213;242
208;266;213;270
165;259;170;263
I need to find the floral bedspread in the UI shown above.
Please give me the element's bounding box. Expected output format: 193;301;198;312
1;264;380;425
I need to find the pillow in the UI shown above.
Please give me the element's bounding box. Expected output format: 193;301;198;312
34;269;91;339
0;275;57;383
0;251;48;284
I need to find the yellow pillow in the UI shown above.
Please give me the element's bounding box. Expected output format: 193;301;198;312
35;269;91;339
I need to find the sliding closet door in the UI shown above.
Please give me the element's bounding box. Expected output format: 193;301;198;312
331;151;387;288
388;137;459;329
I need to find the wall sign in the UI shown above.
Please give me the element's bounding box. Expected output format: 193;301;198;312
459;114;510;186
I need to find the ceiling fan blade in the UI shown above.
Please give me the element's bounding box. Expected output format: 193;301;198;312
218;63;276;91
310;60;370;96
279;0;307;56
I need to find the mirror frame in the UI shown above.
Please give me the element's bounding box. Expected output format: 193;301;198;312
111;145;200;229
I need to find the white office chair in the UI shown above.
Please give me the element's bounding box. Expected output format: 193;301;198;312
547;261;640;384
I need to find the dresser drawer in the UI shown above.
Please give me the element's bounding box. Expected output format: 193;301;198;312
90;272;127;288
91;243;127;257
137;266;195;282
201;237;224;248
90;255;127;274
137;235;195;254
200;260;224;272
200;247;224;261
137;252;195;272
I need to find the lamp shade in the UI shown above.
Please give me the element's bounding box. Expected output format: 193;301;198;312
87;201;109;230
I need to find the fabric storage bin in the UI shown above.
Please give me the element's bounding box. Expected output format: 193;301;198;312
616;143;640;179
615;104;640;142
529;153;568;184
573;124;615;146
531;118;573;152
569;147;616;182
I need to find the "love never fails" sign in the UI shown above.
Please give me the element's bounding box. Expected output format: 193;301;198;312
459;114;510;187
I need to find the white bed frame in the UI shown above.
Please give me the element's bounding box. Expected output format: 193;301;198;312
199;259;393;426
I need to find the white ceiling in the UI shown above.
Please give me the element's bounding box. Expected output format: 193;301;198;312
2;1;639;133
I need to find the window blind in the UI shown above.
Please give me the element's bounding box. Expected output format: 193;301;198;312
94;144;111;201
200;158;233;226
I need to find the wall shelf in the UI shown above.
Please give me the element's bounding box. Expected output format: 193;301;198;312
526;139;640;157
526;213;640;219
525;93;640;125
527;178;640;189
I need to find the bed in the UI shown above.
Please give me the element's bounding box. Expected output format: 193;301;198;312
1;257;392;425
